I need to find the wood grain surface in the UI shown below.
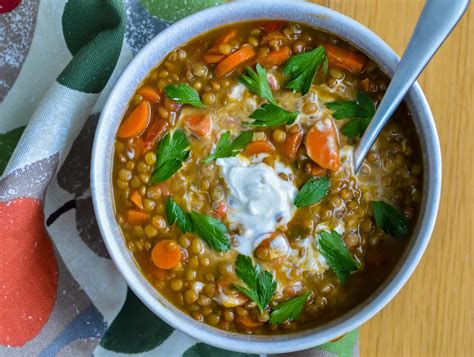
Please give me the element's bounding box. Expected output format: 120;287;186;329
307;1;474;356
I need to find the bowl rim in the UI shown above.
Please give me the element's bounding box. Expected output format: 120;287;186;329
91;1;442;354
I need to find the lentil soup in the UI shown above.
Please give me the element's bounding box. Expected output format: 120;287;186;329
112;21;422;334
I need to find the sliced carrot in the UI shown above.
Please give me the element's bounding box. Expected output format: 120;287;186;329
130;190;143;210
117;100;151;138
127;209;149;225
323;43;366;74
144;118;168;151
260;46;291;67
215;47;256;77
203;53;226;64
257;21;287;33
184;114;212;138
138;86;162;103
213;201;227;219
235;316;264;330
306;120;340;171
245;140;275;156
281;131;303;161
151;239;182;269
212;29;239;48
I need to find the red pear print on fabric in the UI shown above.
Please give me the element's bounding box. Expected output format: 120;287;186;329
0;198;58;347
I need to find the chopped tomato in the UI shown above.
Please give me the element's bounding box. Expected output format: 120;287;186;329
281;131;303;161
257;21;287;33
144;118;168;151
213;201;227;219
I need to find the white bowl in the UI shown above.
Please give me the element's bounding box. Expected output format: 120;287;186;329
91;1;442;354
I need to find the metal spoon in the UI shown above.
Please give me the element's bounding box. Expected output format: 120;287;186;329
354;0;470;173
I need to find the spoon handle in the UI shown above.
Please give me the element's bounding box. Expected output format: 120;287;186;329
353;0;470;172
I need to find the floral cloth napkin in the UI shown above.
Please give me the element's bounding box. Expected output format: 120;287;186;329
0;0;359;356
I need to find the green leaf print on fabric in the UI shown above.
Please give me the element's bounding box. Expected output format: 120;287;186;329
319;329;359;357
58;0;125;93
100;289;173;353
184;343;258;357
139;0;225;23
0;126;25;175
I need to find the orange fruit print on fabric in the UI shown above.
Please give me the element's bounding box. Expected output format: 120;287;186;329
0;198;58;347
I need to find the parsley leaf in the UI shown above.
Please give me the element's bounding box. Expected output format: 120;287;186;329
234;254;277;312
239;64;277;105
151;130;190;183
248;103;299;127
164;83;204;107
269;291;311;324
317;230;359;284
203;131;253;163
372;200;410;238
283;45;328;95
294;177;330;208
189;211;231;252
165;197;193;233
326;91;376;138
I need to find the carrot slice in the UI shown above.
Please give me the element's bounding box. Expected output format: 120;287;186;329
127;209;149;225
184;114;212;138
151;240;182;269
260;46;291;67
306;120;340;171
213;29;239;48
257;21;287;33
138;86;162;103
203;53;226;64
144;118;168;151
117;100;151;138
215;47;256;77
130;190;143;210
235;316;264;330
245;140;275;155
323;43;366;74
281;131;303;161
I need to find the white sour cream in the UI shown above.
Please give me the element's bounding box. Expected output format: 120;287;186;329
216;156;297;256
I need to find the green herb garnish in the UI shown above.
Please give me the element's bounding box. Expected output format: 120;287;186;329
294;177;330;208
189;211;231;252
239;64;277;105
165;197;193;233
283;45;328;95
317;230;359;284
269;291;311;324
234;254;277;312
164;83;204;107
203;131;253;163
326;91;376;138
248;103;299;127
151;130;190;183
371;201;410;238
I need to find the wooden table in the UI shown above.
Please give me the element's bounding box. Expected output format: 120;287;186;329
307;1;473;355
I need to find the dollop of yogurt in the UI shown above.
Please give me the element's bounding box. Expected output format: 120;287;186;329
216;156;297;256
